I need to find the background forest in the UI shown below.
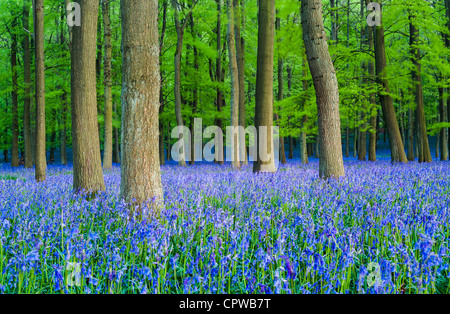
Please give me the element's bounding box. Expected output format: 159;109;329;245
1;0;449;167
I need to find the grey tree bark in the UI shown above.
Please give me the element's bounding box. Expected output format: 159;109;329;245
253;0;276;173
120;0;163;208
71;0;105;193
301;0;345;178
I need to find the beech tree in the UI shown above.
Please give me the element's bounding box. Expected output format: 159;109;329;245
120;0;163;208
71;0;105;193
373;0;407;163
253;0;276;173
301;0;345;179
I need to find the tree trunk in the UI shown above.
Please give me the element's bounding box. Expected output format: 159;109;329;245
215;0;224;165
172;0;189;167
23;0;32;168
159;0;168;166
439;85;448;160
446;0;450;154
189;12;199;165
407;103;414;161
373;0;407;163
253;0;276;173
11;17;19;168
35;0;46;181
227;0;241;169
71;0;105;193
301;50;309;164
366;1;377;161
120;0;163;208
113;101;120;163
301;0;345;178
276;14;287;165
235;0;247;166
102;0;113;169
60;4;67;166
409;16;431;163
287;65;294;160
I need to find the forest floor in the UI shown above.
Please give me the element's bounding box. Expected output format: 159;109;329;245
0;157;449;294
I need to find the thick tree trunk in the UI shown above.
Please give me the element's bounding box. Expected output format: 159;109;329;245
253;0;276;173
120;0;163;208
35;0;46;181
102;0;113;169
23;0;32;168
227;0;241;169
373;0;407;163
71;0;105;193
11;18;19;168
301;0;345;178
410;17;431;163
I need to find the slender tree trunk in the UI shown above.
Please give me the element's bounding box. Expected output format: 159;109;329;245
407;103;414;161
287;65;294;160
215;0;224;164
235;0;247;166
60;4;67;166
446;0;450;154
35;0;46;181
120;0;163;208
159;0;168;166
253;0;276;173
301;50;309;164
23;0;32;168
439;85;448;160
102;0;113;169
358;3;366;161
61;92;68;165
366;1;377;161
11;17;19;168
189;13;199;165
409;16;431;163
113;101;120;163
71;0;105;193
301;0;345;178
276;14;287;164
227;0;241;169
373;0;407;163
172;0;189;167
346;124;350;158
